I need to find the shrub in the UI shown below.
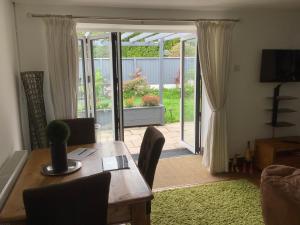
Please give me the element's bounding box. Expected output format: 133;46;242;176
123;77;151;98
132;67;143;79
147;88;159;96
184;84;194;97
124;97;135;108
142;95;160;106
94;70;105;98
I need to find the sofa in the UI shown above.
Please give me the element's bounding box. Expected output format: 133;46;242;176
260;165;300;225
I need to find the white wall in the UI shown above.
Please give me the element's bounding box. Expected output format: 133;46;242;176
0;0;23;166
15;3;300;157
228;12;300;155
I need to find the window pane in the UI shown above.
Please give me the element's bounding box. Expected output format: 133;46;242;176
182;39;197;147
92;37;114;142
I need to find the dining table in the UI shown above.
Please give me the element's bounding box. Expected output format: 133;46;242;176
0;141;153;225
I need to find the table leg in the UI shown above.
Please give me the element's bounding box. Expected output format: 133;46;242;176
131;202;150;225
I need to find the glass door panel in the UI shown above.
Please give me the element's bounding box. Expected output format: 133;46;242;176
77;32;123;143
90;35;115;142
77;39;88;118
180;38;201;153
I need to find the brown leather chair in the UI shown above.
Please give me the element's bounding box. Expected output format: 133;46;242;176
62;118;96;146
138;126;165;214
261;165;300;225
23;172;111;225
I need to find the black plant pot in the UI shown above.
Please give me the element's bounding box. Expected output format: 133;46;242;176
50;142;68;173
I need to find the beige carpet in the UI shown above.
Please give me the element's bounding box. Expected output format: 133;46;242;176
153;155;227;190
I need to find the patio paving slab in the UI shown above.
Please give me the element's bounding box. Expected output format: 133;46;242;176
96;122;185;154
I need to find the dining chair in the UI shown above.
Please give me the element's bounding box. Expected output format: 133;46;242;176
62;118;96;146
23;172;111;225
138;126;165;214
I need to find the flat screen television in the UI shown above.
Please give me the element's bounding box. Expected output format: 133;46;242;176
260;49;300;82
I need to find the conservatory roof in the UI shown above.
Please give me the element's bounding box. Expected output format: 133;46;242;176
81;32;196;47
121;32;193;43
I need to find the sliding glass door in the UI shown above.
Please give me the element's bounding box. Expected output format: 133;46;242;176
180;37;201;154
77;32;123;142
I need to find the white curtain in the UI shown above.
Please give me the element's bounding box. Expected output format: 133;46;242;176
196;21;235;173
44;16;78;119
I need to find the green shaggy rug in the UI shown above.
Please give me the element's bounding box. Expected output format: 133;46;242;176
151;180;264;225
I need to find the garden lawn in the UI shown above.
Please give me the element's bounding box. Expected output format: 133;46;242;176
124;88;194;124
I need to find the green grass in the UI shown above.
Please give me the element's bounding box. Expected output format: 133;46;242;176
152;180;263;225
124;88;194;123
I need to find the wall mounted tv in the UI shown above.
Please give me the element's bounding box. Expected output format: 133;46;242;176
260;49;300;82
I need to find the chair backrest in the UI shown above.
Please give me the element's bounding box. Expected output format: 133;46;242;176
23;172;111;225
138;126;165;189
62;118;96;146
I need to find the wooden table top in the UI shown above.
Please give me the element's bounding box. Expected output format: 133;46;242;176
0;141;153;223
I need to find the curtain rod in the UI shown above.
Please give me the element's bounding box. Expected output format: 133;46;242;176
28;13;240;22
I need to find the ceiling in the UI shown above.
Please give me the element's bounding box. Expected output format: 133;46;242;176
14;0;300;11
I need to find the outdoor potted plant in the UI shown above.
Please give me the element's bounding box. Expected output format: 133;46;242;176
46;120;70;173
95;76;165;127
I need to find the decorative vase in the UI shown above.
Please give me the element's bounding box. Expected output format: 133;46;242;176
50;142;68;172
21;71;48;149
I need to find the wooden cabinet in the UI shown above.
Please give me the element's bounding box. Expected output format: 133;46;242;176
255;136;300;170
